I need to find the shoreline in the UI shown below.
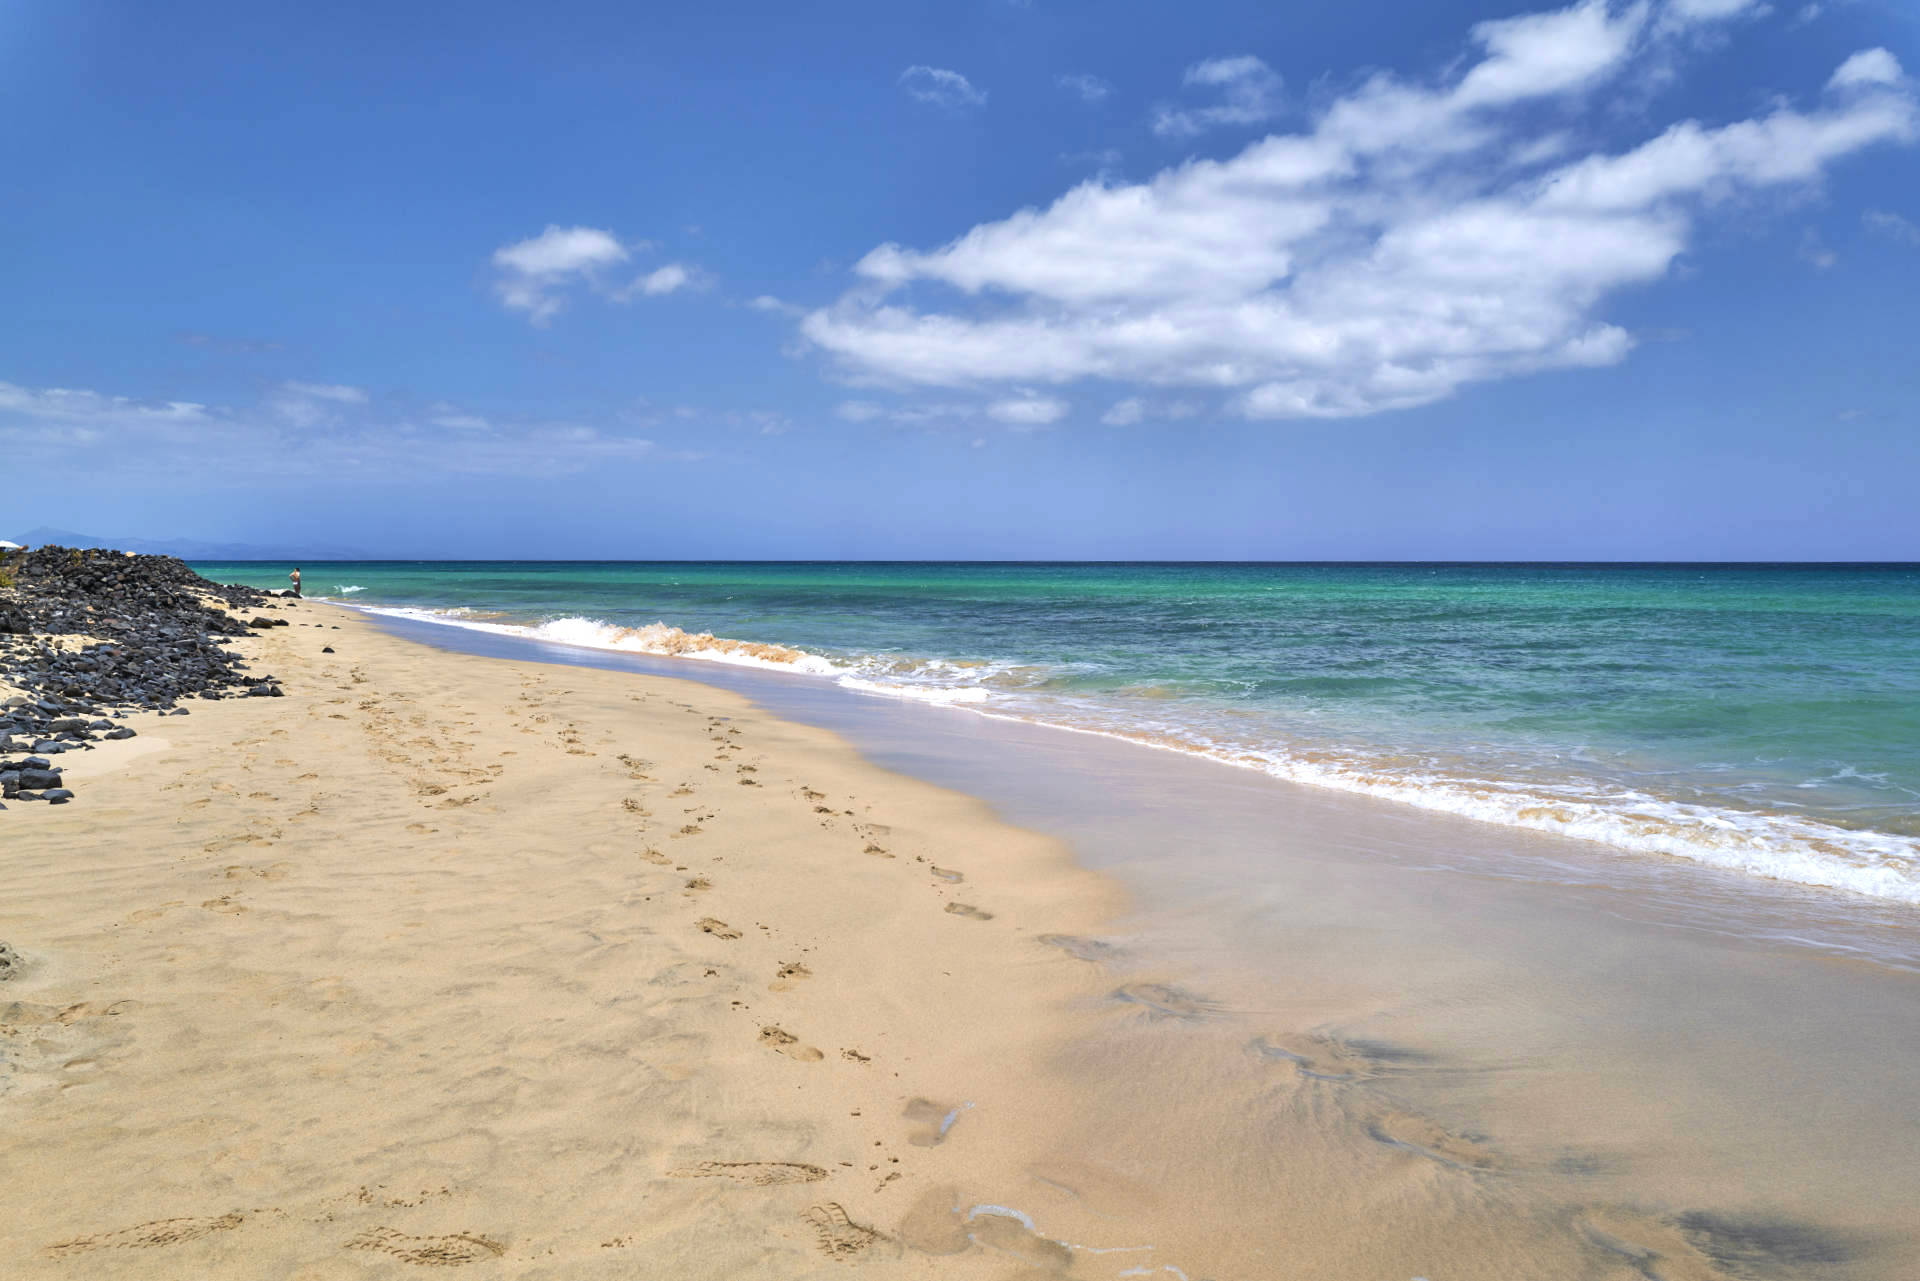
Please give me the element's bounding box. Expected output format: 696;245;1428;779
8;599;1920;1277
315;591;1920;907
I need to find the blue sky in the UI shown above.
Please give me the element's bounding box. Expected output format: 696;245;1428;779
3;0;1917;559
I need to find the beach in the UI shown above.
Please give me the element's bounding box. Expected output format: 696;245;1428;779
1;601;1144;1277
6;596;1920;1279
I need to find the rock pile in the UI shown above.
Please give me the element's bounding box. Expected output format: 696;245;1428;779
0;544;285;810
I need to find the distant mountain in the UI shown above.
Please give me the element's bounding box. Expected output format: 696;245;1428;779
9;527;374;561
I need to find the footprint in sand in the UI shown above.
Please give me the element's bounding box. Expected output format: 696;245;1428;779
344;1227;506;1266
943;902;993;920
862;843;892;857
45;1212;247;1256
697;918;742;940
669;1160;828;1186
639;848;673;865
803;1203;880;1258
902;1098;971;1147
1250;1031;1423;1082
928;865;963;883
1366;1111;1499;1171
770;961;811;991
684;877;713;893
225;862;293;882
759;1025;825;1061
1111;982;1220;1020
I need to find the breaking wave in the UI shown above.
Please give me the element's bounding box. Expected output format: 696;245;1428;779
349;602;1920;905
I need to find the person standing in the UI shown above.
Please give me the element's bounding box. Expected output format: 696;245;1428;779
289;567;302;597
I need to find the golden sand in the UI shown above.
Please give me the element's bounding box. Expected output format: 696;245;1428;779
0;602;1137;1278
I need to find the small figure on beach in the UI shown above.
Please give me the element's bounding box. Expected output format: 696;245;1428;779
289;567;302;597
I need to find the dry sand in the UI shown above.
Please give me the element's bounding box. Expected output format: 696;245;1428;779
0;602;1149;1278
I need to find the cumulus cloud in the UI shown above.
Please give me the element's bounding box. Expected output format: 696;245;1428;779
900;65;987;109
801;2;1915;420
491;226;700;323
1152;56;1282;138
1830;48;1904;92
632;263;692;296
492;225;628;323
1058;73;1112;104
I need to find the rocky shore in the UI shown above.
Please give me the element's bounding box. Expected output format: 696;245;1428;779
0;545;297;809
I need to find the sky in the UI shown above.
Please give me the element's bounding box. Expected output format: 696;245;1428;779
3;0;1917;560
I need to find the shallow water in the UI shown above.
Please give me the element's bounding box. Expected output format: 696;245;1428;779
196;561;1920;904
363;609;1920;1279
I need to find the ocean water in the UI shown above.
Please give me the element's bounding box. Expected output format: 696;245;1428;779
195;561;1920;903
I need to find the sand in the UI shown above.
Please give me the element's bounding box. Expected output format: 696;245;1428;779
0;602;1143;1278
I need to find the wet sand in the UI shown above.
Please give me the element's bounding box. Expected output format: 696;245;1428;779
5;599;1920;1279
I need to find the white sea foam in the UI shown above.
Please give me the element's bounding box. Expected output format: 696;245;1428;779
348;603;1920;905
336;585;366;595
837;676;992;705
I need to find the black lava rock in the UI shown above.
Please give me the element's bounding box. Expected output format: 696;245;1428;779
0;543;283;814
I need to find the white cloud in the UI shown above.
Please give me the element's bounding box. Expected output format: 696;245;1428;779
492;225;630;324
0;377;679;479
492;225;629;277
1664;0;1766;24
1864;207;1920;245
801;5;1915;420
1058;73;1112;104
986;394;1068;426
1830;48;1903;92
0;382;207;432
491;226;703;322
749;294;803;315
635;263;691;296
900;65;987;109
1793;4;1823;26
1152;56;1282;138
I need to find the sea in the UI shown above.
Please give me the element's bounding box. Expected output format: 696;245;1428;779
194;561;1920;905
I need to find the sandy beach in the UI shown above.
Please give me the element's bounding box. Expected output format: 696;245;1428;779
0;600;1149;1278
9;596;1920;1280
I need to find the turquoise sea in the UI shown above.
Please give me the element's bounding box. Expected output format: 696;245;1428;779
194;561;1920;903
